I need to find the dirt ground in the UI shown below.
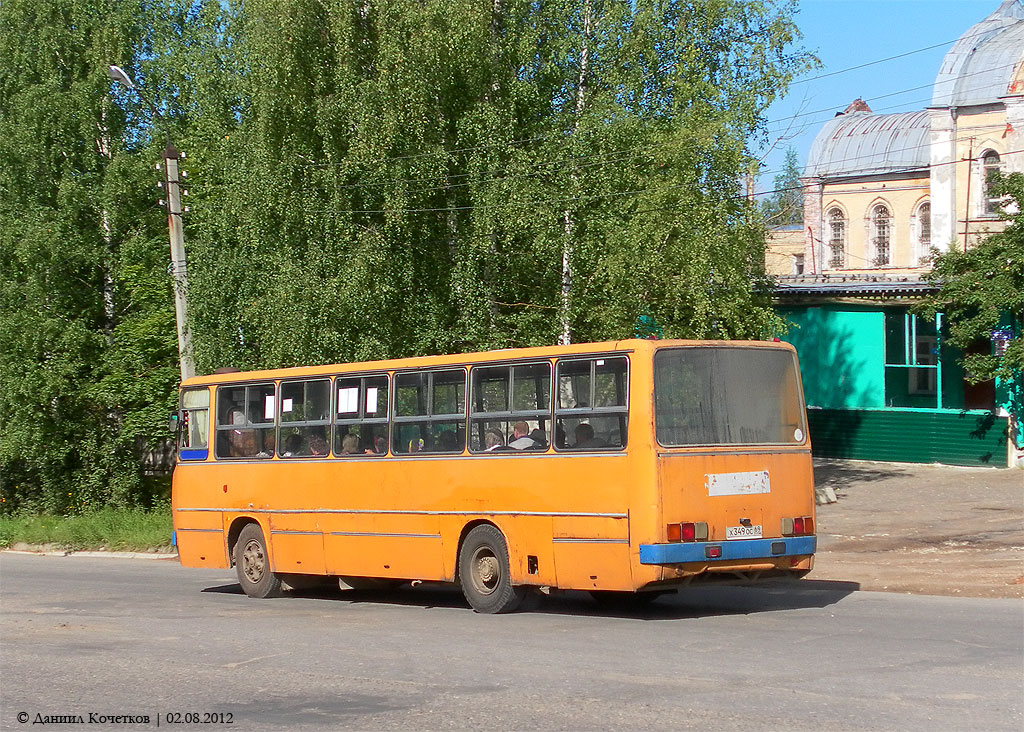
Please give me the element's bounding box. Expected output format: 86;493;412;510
810;458;1024;598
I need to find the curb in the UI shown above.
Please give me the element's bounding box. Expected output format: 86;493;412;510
2;548;178;560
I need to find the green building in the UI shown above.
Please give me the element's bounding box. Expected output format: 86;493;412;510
776;277;1022;468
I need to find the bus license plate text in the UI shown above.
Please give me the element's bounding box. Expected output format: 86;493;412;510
726;525;762;540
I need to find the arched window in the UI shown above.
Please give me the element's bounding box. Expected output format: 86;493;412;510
983;151;1001;215
916;202;930;265
872;204;891;266
827;208;846;269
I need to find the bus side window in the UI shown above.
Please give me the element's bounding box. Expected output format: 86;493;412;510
279;378;331;458
555;356;628;450
393;369;466;454
334;374;389;456
469;362;551;453
215;383;276;459
179;388;210;450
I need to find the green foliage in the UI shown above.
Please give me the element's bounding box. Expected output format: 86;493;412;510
761;146;803;226
1;0;811;511
0;505;173;551
176;0;811;369
919;172;1024;383
0;0;178;514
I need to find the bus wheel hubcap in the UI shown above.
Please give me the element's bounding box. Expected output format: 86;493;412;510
242;540;265;583
473;550;499;594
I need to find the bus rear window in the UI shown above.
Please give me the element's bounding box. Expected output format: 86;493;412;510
654;347;806;447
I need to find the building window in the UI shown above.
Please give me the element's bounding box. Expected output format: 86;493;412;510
908;335;937;396
916;202;930;265
983;151;1001;216
884;312;941;408
872;204;891;266
792;253;805;275
827;208;845;269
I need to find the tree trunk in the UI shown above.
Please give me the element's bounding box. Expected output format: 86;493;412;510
559;0;592;346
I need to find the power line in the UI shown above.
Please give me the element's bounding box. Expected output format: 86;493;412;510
296;144;1022;219
764;59;1021;134
788;21;1004;88
789;38;959;85
279;59;1020;199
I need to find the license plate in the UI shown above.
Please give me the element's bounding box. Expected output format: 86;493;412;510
726;524;762;540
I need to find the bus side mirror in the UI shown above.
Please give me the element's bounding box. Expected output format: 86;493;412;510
169;413;179;434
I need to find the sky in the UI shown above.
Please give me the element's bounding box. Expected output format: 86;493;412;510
755;0;1009;191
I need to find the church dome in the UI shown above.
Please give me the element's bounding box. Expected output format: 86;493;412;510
932;0;1024;107
805;110;931;178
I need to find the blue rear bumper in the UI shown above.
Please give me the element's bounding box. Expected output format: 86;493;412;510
639;536;816;565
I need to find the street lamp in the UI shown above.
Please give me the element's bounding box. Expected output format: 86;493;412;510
108;65;195;380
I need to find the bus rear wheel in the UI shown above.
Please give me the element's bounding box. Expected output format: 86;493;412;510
458;525;526;614
234;524;282;598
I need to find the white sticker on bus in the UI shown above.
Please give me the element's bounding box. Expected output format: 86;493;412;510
706;471;770;496
264;395;275;420
366;387;379;415
338;387;359;414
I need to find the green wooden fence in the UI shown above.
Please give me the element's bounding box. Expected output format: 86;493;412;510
806;408;1009;467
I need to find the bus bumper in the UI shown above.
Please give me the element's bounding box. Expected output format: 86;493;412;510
638;536;816;564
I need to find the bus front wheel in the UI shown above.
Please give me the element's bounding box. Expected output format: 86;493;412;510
458;525;526;614
234;524;283;598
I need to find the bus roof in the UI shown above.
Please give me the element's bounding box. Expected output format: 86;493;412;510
180;338;795;387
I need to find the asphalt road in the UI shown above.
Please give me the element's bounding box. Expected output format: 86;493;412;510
1;553;1021;732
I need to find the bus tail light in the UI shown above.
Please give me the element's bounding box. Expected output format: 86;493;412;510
667;522;708;542
782;516;814;536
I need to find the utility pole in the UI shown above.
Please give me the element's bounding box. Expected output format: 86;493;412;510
962;138;974;253
161;143;194;379
108;65;195;380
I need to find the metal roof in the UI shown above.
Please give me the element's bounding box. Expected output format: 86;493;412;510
932;0;1024;107
805;110;931;179
774;276;937;299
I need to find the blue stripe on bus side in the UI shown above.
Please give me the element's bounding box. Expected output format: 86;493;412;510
638;536;816;564
179;449;209;461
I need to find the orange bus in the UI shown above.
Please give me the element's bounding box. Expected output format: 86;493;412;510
171;339;815;613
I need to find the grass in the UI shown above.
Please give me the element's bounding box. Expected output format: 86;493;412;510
0;507;174;552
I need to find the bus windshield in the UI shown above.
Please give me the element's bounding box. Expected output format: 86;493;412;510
653;346;806;447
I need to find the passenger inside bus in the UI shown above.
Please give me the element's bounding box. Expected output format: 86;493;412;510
509;421;536;449
574;422;601;448
281;433;304;457
484;429;505;451
308;434;328;456
226;406;259;457
257;431;275;458
529;428;548;448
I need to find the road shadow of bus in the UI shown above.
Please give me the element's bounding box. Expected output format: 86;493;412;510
814;458;911;497
202;578;859;619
